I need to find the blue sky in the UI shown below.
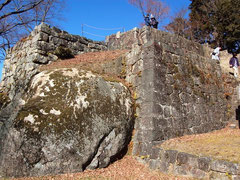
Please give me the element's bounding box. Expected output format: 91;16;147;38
0;0;190;81
60;0;190;41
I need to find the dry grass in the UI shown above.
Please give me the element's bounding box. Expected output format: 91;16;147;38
39;50;129;85
40;50;128;72
219;50;234;75
160;127;240;163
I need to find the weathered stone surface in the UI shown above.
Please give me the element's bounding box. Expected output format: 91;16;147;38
30;53;48;64
0;23;107;99
233;175;240;180
198;157;211;172
0;68;133;178
210;160;240;175
149;148;161;159
209;171;230;180
106;27;239;179
118;27;233;158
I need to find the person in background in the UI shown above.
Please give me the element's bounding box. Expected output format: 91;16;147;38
144;14;151;27
211;46;221;62
150;14;158;29
229;52;239;78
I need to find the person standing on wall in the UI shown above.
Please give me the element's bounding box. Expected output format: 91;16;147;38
144;14;151;27
150;14;158;29
229;52;240;78
211;46;221;63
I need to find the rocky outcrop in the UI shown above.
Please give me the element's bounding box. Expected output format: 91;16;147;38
0;68;133;177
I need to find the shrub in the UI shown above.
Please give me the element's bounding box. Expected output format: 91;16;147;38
54;46;74;59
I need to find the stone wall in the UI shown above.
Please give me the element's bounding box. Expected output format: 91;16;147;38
148;148;240;179
106;27;142;50
107;26;235;155
106;27;240;179
0;23;107;99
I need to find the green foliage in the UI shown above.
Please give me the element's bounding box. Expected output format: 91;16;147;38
189;0;240;52
189;0;215;43
213;0;240;52
54;46;74;59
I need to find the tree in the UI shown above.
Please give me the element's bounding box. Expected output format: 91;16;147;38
189;0;240;53
0;0;65;60
164;8;192;39
213;0;240;53
0;0;43;36
128;0;169;27
189;0;216;44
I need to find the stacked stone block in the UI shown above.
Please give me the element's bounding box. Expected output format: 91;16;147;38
1;23;107;99
148;148;240;179
107;27;237;179
108;27;229;150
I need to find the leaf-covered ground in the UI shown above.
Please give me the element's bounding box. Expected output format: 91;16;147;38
11;156;193;180
40;50;128;72
9;127;240;180
161;127;240;163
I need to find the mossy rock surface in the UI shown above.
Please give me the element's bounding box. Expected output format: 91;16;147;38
53;46;74;59
0;92;10;109
0;68;134;178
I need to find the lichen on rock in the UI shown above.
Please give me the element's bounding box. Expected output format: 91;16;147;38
0;68;134;178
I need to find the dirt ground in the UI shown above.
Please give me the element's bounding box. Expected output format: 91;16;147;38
11;156;194;180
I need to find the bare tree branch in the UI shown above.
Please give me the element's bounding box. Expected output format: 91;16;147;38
0;0;12;11
0;0;65;61
128;0;169;26
164;7;192;39
0;0;44;20
16;14;33;33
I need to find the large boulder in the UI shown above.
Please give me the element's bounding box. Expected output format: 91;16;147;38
0;68;134;178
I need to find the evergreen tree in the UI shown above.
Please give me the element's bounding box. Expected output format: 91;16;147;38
189;0;215;44
213;0;240;53
189;0;240;53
